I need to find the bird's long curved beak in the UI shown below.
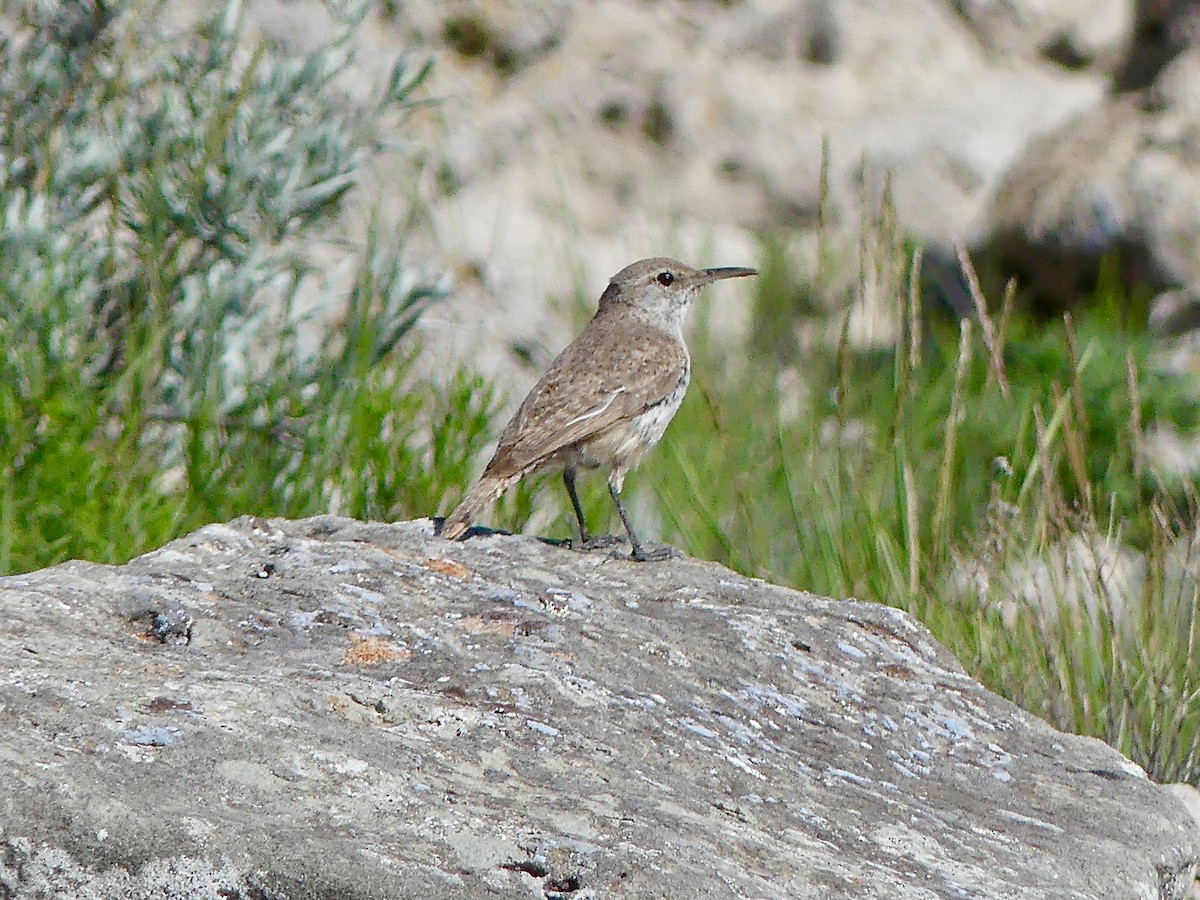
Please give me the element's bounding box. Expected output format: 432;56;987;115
700;266;758;284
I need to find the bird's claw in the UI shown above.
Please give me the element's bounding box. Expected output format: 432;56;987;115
571;534;623;551
630;543;681;562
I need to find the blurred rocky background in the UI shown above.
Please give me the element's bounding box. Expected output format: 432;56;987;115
222;0;1200;376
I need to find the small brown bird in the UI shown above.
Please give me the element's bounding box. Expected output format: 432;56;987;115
441;257;756;561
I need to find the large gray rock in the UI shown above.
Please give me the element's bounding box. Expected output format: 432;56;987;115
0;516;1195;898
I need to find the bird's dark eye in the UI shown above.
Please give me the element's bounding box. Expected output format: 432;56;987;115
656;271;674;286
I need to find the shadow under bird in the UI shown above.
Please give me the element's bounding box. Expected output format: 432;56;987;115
440;257;757;561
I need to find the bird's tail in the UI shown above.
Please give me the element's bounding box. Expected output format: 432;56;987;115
441;474;515;541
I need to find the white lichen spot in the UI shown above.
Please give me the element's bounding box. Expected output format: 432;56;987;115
525;719;559;737
825;767;873;787
681;718;718;740
837;641;867;659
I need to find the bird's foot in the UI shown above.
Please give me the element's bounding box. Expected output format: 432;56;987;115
570;534;623;552
439;521;509;540
630;542;682;562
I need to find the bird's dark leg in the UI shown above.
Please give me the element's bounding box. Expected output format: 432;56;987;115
563;467;591;544
608;480;673;562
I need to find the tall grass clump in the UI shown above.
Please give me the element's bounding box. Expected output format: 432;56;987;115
0;0;501;573
635;190;1200;783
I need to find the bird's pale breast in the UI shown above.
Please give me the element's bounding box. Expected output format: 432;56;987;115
569;366;690;487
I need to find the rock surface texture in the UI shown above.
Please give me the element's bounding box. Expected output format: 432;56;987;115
0;516;1196;898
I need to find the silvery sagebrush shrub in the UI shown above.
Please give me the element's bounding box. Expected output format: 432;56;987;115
0;0;504;571
0;0;441;415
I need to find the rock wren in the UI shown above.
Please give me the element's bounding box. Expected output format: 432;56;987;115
441;257;756;561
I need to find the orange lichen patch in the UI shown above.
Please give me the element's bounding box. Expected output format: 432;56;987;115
343;634;410;666
424;558;473;580
458;614;518;637
139;662;182;676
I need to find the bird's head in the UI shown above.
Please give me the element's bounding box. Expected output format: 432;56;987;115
598;257;757;329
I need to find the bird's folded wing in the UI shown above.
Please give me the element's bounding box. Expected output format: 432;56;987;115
484;324;687;478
